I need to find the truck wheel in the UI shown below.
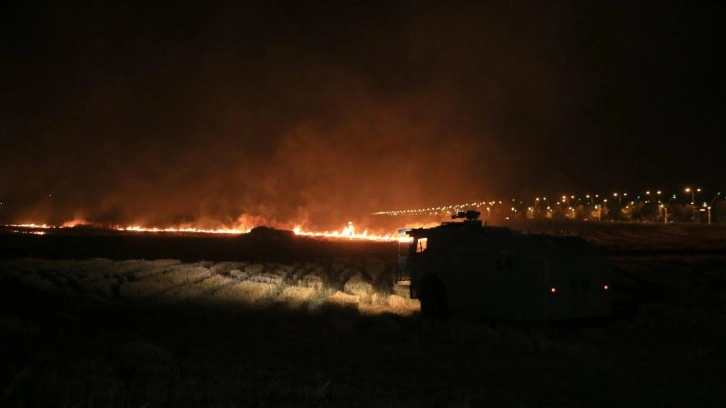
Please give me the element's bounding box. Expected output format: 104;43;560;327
420;276;449;320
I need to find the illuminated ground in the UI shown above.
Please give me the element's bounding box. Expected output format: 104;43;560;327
1;224;726;406
0;258;418;316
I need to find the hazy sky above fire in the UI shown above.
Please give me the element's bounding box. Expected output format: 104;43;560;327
1;1;720;229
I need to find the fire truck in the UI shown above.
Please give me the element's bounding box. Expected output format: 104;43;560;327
396;211;611;320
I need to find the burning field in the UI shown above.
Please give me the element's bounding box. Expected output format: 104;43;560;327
3;0;722;404
1;223;726;407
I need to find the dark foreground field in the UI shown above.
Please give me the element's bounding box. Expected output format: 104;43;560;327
1;224;726;407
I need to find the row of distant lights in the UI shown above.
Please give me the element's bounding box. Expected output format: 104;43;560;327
550;285;608;294
372;188;722;216
372;201;506;216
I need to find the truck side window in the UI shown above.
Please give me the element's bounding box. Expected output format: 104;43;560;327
416;238;428;253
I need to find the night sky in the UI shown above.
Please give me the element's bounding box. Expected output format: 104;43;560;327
1;1;720;228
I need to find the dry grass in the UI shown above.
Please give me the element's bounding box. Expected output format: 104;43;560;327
211;280;277;305
119;266;212;301
325;290;360;306
0;258;417;316
2;255;726;406
277;286;315;308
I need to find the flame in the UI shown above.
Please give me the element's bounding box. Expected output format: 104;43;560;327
3;224;52;235
292;221;409;242
5;221;413;242
11;223;54;229
118;225;251;235
61;218;90;228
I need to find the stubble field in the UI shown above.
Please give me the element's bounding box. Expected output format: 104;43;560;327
1;223;726;407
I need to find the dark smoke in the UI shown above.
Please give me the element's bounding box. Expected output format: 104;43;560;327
1;1;719;230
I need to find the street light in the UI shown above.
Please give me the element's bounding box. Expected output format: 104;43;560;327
685;187;702;223
708;192;722;225
663;194;677;224
613;193;621;207
684;187;701;205
644;190;652;204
